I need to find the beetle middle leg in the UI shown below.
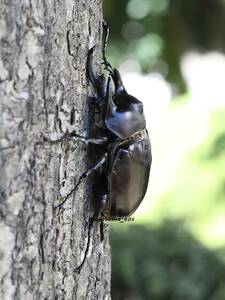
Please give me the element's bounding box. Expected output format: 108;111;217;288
54;152;108;209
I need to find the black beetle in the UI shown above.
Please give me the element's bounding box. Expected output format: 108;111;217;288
54;21;152;219
45;21;152;272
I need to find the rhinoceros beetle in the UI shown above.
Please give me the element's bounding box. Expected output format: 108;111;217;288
54;21;152;219
47;21;151;271
54;21;152;220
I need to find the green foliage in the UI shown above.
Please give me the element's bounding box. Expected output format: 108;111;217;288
150;108;225;247
104;0;225;91
204;110;225;160
111;221;225;300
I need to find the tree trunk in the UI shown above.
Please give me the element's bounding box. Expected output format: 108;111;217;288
0;0;111;299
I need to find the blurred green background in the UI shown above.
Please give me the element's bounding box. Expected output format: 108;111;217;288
103;0;225;299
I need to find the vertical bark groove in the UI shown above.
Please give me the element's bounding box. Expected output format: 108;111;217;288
0;0;111;299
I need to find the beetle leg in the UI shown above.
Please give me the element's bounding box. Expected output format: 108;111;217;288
89;97;105;117
74;216;94;273
102;21;126;92
75;190;107;273
102;20;113;75
96;193;107;242
69;131;108;146
89;96;100;106
54;153;108;209
92;175;108;242
102;20;109;64
41;131;108;147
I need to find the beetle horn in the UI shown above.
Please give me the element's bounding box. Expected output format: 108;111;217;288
112;68;127;95
87;46;105;98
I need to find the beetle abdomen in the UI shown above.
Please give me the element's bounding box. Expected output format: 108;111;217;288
108;130;151;217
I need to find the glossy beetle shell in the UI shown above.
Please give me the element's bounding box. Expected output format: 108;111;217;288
103;130;151;217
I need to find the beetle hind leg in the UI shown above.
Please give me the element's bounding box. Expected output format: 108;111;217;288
74;189;108;273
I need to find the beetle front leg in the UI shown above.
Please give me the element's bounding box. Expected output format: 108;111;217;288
89;96;100;106
69;131;109;146
40;131;108;147
102;20;113;75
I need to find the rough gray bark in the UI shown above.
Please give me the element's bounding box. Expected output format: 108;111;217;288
0;0;111;299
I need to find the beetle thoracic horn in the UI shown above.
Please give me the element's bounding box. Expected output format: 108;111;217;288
112;68;127;95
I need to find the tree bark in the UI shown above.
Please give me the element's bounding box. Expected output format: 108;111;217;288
0;0;111;299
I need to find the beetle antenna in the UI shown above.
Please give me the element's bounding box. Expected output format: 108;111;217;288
102;20;109;65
